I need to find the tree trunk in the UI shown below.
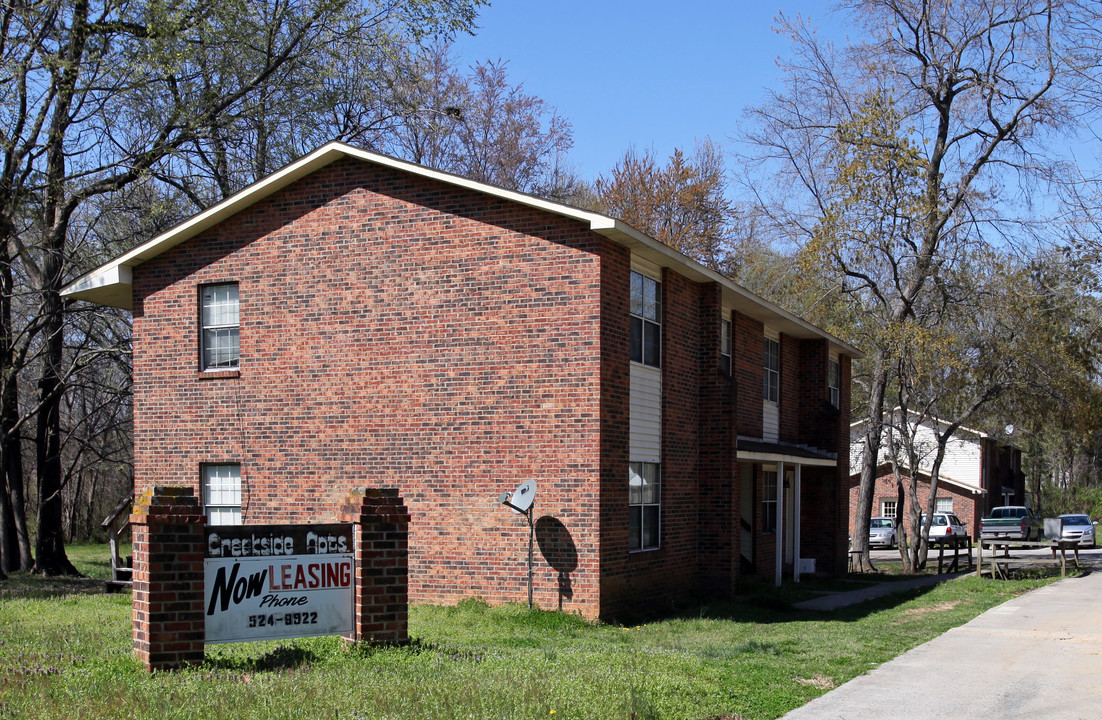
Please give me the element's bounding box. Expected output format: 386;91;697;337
853;353;889;571
0;249;32;572
33;256;78;576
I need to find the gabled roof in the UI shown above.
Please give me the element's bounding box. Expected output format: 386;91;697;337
62;141;862;357
850;408;1016;446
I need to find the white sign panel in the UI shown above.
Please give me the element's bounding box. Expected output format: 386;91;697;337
204;524;354;644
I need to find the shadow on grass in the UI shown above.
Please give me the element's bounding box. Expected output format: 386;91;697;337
0;571;102;599
205;643;321;671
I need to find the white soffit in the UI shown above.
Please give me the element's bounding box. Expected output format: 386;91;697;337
60;141;862;358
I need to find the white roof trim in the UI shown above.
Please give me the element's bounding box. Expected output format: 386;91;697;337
62;141;861;357
737;451;837;468
849;409;993;440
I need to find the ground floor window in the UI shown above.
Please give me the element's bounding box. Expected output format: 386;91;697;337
881;499;897;519
935;497;953;513
762;469;778;534
203;463;242;525
629;462;660;551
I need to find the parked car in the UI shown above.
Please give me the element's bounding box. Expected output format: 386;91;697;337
1058;514;1096;547
869;517;897;549
922;512;967;545
980;505;1042;541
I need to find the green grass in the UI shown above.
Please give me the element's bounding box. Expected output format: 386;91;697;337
0;544;1062;720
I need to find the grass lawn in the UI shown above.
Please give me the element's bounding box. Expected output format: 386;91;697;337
0;544;1059;720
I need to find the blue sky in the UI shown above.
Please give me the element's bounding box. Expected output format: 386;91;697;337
453;1;845;181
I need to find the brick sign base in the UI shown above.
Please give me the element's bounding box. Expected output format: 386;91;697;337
130;486;410;671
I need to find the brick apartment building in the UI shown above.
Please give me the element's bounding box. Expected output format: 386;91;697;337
848;412;1026;540
64;142;860;619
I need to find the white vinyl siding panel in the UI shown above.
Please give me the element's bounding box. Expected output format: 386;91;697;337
630;363;662;463
763;403;780;443
853;416;985;490
939;434;982;485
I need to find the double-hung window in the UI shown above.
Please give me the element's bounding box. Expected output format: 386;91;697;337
935;497;953;513
762;469;778;534
201;283;239;370
720;318;732;375
882;500;898;520
629;462;661;551
630;271;661;367
828;358;841;408
203;464;242;525
763;337;779;403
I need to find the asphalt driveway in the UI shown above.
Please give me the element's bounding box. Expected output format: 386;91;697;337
783;548;1102;719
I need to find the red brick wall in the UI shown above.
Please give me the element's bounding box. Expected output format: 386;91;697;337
778;334;800;440
732;311;764;437
695;290;738;599
599;271;737;616
600;268;705;615
133;158;608;617
129;154;854;618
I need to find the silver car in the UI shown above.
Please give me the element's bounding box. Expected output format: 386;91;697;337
869;517;897;549
1058;514;1096;547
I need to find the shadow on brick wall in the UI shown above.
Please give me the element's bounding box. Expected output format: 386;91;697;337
535;516;578;611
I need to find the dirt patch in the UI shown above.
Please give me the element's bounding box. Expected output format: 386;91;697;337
901;600;961;617
795;673;836;690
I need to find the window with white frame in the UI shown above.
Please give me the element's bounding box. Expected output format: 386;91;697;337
201;283;240;370
629;462;661;551
828;358;841;408
203;464;242;525
881;500;898;519
720;317;732;374
630;271;661;367
935;497;953;513
762;469;778;534
763;337;779;403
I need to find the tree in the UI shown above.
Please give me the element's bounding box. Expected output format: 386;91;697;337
0;0;482;575
737;0;1102;571
368;44;579;200
590;140;740;271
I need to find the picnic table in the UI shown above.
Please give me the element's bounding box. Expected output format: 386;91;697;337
977;539;1081;579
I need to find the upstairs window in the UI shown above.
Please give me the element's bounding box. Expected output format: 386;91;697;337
720;318;732;375
201;283;239;370
828;358;841;408
203;464;242;525
630;271;661;367
763;337;779;403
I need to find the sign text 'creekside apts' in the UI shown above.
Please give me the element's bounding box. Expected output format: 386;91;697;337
203;524;354;644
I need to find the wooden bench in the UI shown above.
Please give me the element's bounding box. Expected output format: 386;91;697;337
101;493;134;592
934;538;974;573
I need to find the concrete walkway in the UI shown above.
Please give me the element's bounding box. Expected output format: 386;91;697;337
783;569;1102;719
792;571;969;611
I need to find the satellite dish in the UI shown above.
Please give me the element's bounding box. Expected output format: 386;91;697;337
505;480;536;514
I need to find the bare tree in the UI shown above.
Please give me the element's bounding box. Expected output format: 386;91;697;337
736;0;1102;571
0;0;482;575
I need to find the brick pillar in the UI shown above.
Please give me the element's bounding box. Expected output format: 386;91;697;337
130;486;206;670
338;488;410;645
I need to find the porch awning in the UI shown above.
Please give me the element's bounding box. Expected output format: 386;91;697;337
736;438;837;467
